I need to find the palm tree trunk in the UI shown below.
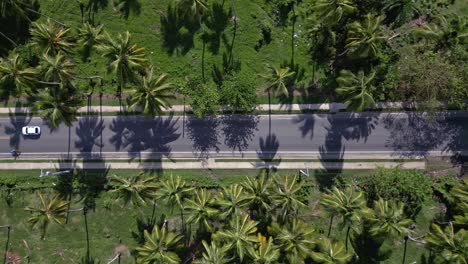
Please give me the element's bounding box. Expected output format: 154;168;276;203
290;3;296;67
200;16;206;82
67;126;71;160
83;207;90;263
402;236;408;264
327;215;334;237
65;194;72;224
345;225;351;252
268;91;271;135
227;0;237;69
2;225;11;264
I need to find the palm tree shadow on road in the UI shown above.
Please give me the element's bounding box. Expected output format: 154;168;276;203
4;102;32;150
75;113;105;159
186;116;220;160
221;114;259;154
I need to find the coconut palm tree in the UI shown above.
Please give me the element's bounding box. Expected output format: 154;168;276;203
108;173;158;207
452;179;468;213
310;0;356;25
249;234;280;264
321;186;368;251
30;19;75;55
217;184;250;221
213;213;258;262
336;70;376;111
194;240;231;264
311;238;352;264
367;198;413;264
128;67;174;118
269;219;315;263
383;0;420;27
345;14;385;59
0;53;37;98
154;175;194;232
425;222;467;264
77;22;104;60
413;15;467;51
96;31;147;105
136;225;183;264
0;0;32;20
34;88;81;128
184;188;219;233
24;192;69;240
272;174;306;224
261;65;295;98
39;52;76;89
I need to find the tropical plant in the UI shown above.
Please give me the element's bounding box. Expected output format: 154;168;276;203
0;53;37;98
383;0;420;27
213;213;258;261
321;186;368;251
368;198;413;238
128;66;174;118
260;65;295;98
112;0;141;18
77;22;104;59
336;70;376;111
345;14;385;59
97;31;147;99
184;188;219;233
34;88;81;128
0;0;32;20
249;234;280;264
413;15;467;51
217;184;249;220
425;223;467;264
24;192;69;240
452;179;468;213
39;52;76;89
30;19;75;55
310;0;356;25
194;240;231;264
269;219;315;263
311;238;353;264
242;174;273;219
272;174;306;224
108;173;158;207
135;226;183;264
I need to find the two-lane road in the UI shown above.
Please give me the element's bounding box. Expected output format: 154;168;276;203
1;112;467;159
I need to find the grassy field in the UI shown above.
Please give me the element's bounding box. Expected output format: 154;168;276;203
0;168;437;263
32;0;315;97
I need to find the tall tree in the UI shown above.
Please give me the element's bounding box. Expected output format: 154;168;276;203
108;173;158;207
413;15;467;52
345;14;385;59
30;19;75;55
136;226;183;264
97;31;147;104
321;186;368;251
128;66;174;118
34;88;81;128
76;22;104;60
24;193;69;240
261;65;295;98
310;0;356;25
0;53;37;98
311;238;353;264
39;52;76;89
336;70;376;111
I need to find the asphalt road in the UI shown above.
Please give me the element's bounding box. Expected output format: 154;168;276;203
1;112;467;159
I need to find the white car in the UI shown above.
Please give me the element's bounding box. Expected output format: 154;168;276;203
22;126;41;136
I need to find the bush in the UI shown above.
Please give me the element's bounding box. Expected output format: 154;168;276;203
185;77;220;118
219;71;257;113
356;168;432;217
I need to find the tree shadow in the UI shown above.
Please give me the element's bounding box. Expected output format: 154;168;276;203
160;5;197;55
4;102;32;150
383;112;450;157
186;116;219;159
222;114;259;153
86;0;108;24
204;2;230;54
317;113;378;189
76;155;110;210
443;112;468;158
109;114;180;174
75;114;105;159
293;114;316;140
211;51;241;85
256;134;281;176
112;0;141;19
54;156;77;199
350;226;392;263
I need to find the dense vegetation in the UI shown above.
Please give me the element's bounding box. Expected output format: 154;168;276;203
0;168;466;263
0;0;466;122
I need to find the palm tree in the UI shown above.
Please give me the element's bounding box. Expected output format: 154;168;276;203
0;0;31;20
97;31;147;106
261;65;295;98
24;192;69;240
136;226;183;264
0;53;37;98
269;219;315;263
128;67;174;118
108;173;158;208
345;14;385;59
368;198;413;264
321;186;368;251
272;174;306;224
39;52;76;89
242;175;273;220
310;0;356;25
30;19;75;55
217;184;249;221
452;179;468;213
213;213;258;261
77;22;104;59
154;175;194;232
184;188;219;233
336;70;376;111
413;15;467;51
311;238;353;264
194;240;231;264
34;88;81;128
425;223;467;264
383;0;420;27
249;234;280;264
